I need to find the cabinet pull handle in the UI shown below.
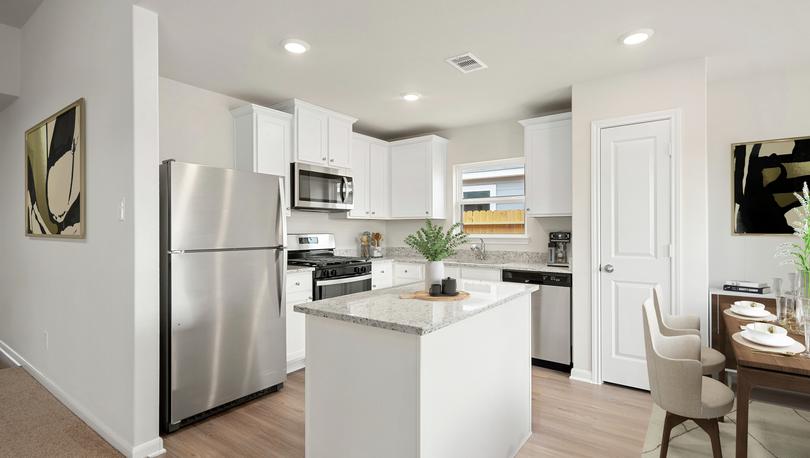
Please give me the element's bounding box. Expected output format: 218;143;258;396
715;298;719;335
372;212;376;215
307;296;313;300
380;270;385;273
526;207;531;212
322;157;327;161
295;281;300;286
330;159;335;162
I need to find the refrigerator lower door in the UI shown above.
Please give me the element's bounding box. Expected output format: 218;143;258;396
169;248;286;425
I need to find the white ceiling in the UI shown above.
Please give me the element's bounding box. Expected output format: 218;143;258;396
0;0;42;27
138;0;810;139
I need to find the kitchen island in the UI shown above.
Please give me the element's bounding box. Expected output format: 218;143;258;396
294;279;538;458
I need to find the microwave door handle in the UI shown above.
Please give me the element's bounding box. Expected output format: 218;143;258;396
340;177;348;202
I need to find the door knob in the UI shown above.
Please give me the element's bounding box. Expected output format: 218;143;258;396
603;264;614;273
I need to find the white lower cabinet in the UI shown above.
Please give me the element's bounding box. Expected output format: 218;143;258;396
286;270;313;373
393;262;425;286
371;260;393;290
460;266;501;282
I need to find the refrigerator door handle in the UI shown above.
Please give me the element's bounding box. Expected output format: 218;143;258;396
276;248;285;317
278;179;287;248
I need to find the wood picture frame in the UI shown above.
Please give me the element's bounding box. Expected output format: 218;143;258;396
24;98;86;238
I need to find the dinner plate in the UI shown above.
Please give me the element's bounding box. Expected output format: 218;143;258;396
730;306;771;318
740;329;796;348
723;308;777;322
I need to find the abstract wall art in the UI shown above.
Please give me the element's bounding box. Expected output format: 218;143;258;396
25;99;85;238
733;135;810;234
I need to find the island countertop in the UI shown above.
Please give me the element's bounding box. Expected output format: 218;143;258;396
293;279;538;336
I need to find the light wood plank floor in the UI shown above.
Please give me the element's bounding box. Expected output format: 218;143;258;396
164;367;651;457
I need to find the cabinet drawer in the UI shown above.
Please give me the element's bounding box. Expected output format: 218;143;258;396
372;260;394;290
287;272;312;295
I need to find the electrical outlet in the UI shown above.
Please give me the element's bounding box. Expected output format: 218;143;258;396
43;330;48;351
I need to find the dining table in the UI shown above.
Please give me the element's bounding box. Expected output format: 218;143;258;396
721;301;810;458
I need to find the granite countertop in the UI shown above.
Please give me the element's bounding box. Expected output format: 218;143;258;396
287;265;315;273
366;257;572;274
294;279;538;335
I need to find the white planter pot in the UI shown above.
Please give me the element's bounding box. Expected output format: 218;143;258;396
425;261;445;291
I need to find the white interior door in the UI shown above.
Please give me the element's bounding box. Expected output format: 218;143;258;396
599;119;672;390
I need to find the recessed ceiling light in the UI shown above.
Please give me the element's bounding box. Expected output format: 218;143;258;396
282;38;310;54
402;93;421;102
620;29;654;46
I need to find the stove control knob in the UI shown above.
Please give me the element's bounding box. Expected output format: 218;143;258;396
330;269;338;277
354;267;360;274
361;266;368;273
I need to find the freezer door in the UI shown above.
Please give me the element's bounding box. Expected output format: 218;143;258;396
168;161;284;251
169;248;286;424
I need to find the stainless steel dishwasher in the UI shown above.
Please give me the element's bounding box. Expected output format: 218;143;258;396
502;270;572;372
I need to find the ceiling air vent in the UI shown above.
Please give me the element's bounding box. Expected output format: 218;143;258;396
446;52;488;74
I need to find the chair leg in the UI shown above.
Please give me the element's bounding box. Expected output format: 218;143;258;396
694;418;723;458
660;412;687;458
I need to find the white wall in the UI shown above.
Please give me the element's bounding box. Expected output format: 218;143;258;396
707;64;810;287
385;118;572;251
570;59;708;381
159;77;386;250
0;23;21;109
0;1;161;456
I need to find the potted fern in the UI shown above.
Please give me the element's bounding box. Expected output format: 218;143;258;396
404;220;468;291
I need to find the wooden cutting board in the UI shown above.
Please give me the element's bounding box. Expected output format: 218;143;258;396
399;291;470;302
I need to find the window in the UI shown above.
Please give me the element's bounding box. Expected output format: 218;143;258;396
454;158;526;237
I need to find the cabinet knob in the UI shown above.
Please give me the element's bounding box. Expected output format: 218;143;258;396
372;212;376;215
330;158;335;162
366;211;370;214
372;285;377;288
295;281;300;286
322;157;327;161
307;296;313;300
404;270;408;273
425;211;429;215
380;270;385;273
526;208;531;212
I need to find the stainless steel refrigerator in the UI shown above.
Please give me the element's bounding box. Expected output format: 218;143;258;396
160;160;287;433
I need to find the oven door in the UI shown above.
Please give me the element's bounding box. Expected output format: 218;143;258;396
292;162;354;211
314;274;372;300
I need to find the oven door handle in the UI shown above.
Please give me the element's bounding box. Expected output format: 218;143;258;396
316;274;372;286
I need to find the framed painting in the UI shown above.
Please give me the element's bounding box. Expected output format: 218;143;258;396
25;98;85;238
733;135;810;235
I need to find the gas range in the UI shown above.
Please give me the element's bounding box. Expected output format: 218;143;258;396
288;233;372;299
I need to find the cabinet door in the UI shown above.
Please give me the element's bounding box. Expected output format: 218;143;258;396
255;112;292;215
327;117;353;168
286;272;313;367
525;120;571;216
368;142;390;218
390;143;429;218
349;137;370;218
296;105;328;165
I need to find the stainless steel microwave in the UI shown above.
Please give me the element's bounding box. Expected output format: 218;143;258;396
291;162;354;212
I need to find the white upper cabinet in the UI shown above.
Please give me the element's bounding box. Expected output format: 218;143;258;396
274;99;357;169
389;135;447;219
327;116;353;168
231;104;293;215
368;141;390;218
349;135;370;218
348;133;390;219
519;113;572;217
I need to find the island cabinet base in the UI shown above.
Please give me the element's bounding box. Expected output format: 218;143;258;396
304;294;532;458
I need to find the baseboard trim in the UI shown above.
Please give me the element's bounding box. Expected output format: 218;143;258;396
569;368;596;384
0;341;21;367
0;339;164;458
287;357;305;374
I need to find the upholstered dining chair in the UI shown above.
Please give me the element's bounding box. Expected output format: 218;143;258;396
643;298;735;458
653;287;727;384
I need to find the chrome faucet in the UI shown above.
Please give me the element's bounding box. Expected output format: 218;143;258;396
470;238;487;261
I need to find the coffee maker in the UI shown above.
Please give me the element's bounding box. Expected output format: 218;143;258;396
548;232;571;268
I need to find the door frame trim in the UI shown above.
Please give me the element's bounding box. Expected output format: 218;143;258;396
589;109;682;385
